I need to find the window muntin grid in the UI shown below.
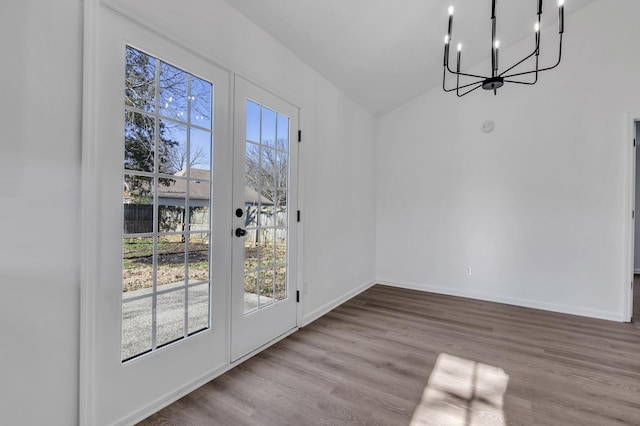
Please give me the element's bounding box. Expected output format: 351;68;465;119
122;46;213;362
243;99;290;314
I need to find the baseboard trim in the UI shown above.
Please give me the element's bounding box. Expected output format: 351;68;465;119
116;326;299;426
302;279;376;327
115;362;231;426
376;278;623;322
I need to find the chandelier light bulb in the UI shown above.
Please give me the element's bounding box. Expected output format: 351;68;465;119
535;22;540;32
444;35;450;44
457;43;462;52
494;40;500;49
558;0;564;6
448;5;454;15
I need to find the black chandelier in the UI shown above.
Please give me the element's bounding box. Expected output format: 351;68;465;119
443;0;565;97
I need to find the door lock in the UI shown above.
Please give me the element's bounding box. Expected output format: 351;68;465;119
235;228;247;237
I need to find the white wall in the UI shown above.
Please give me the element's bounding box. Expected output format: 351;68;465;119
0;1;83;425
376;0;640;321
0;0;376;424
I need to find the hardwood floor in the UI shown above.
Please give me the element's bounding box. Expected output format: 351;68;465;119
140;285;640;425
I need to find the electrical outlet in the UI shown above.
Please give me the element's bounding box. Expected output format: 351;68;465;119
466;267;472;275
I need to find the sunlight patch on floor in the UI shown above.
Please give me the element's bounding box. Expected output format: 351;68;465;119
410;353;509;426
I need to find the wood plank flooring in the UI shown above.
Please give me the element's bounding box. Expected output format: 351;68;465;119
140;284;640;425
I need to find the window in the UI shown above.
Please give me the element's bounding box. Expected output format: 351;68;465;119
122;46;213;361
243;100;290;313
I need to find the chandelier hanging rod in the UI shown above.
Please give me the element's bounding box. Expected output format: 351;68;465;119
442;0;565;97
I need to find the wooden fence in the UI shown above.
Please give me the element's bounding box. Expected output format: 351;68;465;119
124;204;288;243
123;204;210;235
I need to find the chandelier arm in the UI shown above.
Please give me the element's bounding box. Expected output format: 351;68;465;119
502;35;563;79
503;55;540;86
457;79;486;90
444;66;486;92
445;62;488;80
444;76;483;92
442;67;458;92
503;76;540;85
457;82;483;97
501;58;560;79
498;48;538;77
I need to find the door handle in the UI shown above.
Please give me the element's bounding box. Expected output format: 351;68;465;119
235;228;247;237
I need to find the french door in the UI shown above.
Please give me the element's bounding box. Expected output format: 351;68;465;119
85;9;233;424
85;9;299;423
231;77;299;361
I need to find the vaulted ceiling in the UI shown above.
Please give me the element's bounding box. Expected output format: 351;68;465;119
223;0;597;116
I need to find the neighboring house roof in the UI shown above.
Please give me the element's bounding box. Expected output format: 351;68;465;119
157;169;210;200
157;169;273;205
245;186;273;206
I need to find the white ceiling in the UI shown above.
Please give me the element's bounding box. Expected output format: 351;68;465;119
223;0;597;116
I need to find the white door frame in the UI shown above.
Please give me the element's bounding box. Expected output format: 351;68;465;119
624;112;640;322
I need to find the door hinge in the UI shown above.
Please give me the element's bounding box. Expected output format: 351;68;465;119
633;210;635;219
297;210;301;222
296;290;300;303
634;138;636;147
298;130;302;142
631;281;634;290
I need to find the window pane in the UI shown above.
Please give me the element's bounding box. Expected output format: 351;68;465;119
157;235;185;288
122;297;152;361
276;152;288;189
188;284;210;334
159;62;188;122
160;121;187;176
275;230;287;265
190;76;212;129
276;114;288;150
261;107;276;147
123;237;153;294
124;111;155;173
190;128;212;172
156;290;185;347
245;204;258;228
187;235;209;283
125;46;156;112
260;147;277;189
244;271;258;314
275;265;287;302
244;242;258;273
259;230;276;267
276;208;286;231
259;268;275;307
158;198;185;234
246;100;260;143
123;175;154;234
189;204;210;233
276;188;288;210
245;143;260;188
259;204;276;227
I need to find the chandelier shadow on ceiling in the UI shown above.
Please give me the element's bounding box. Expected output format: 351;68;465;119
442;0;565;97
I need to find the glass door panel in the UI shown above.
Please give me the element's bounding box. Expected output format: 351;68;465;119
231;77;299;361
121;46;214;361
